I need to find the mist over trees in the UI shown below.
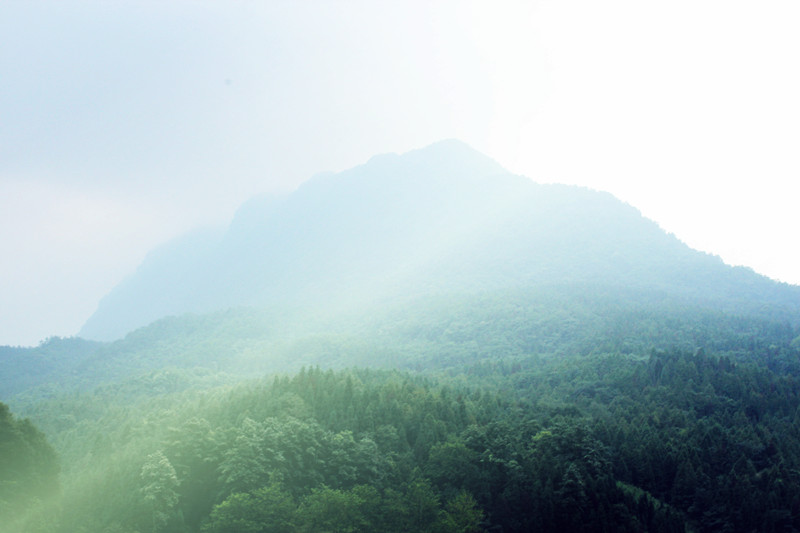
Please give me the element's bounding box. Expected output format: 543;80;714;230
3;142;800;532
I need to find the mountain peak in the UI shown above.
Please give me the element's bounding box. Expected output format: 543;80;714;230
79;140;800;341
364;139;508;183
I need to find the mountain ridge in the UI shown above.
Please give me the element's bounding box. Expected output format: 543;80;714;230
79;140;800;341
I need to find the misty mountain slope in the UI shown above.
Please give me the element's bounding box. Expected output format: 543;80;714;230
80;140;800;341
8;283;799;404
72;226;228;344
0;337;103;398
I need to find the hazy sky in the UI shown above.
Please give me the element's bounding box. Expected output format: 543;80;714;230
2;1;799;346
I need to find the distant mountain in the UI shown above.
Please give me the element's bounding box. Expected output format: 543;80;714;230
0;337;102;397
79;140;800;341
8;141;800;533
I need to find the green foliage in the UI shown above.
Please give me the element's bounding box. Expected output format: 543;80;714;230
140;451;180;532
0;401;59;533
10;140;800;533
437;491;484;533
6;281;800;532
296;485;375;533
203;482;295;533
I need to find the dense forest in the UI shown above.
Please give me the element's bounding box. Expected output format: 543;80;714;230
3;292;800;532
4;144;800;532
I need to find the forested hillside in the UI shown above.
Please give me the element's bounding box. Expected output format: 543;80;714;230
6;285;797;404
4;280;800;532
4;142;800;532
0;402;59;532
5;325;800;532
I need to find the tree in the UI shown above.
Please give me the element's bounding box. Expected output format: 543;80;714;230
437;491;484;533
425;440;479;498
402;476;441;533
0;402;60;532
140;451;180;533
202;482;295;533
217;418;272;494
296;485;373;533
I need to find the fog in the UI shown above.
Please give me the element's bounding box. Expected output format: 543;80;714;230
2;0;799;345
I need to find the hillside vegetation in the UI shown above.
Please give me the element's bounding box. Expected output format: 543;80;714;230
3;142;800;532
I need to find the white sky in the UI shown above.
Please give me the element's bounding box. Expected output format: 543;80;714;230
1;0;799;346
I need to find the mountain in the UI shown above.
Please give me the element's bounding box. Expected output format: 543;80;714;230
79;140;800;341
9;140;800;533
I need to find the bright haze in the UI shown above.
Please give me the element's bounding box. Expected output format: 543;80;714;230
2;1;799;346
